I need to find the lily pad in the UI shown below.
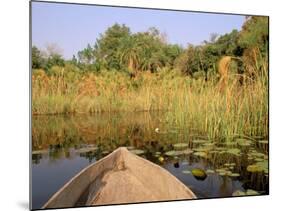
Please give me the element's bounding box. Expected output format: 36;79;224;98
173;143;189;149
216;168;227;173
224;142;237;146
126;146;135;150
232;190;246;196
206;169;215;174
194;151;207;158
258;140;268;144
230;173;240;177
209;150;219;154
32;150;49;155
101;150;109;155
165;149;193;157
246;164;263;172
254;158;264;162
164;150;181;157
226;148;241;156
203;142;215;147
169;130;178;134
182;170;192;174
129;149;145;155
245;189;260;195
237;139;252;147
219;172;226;176
181;148;194;155
76;147;98;153
252;136;265;140
192;139;208;144
249;152;266;158
256;160;268;173
191;168;207;180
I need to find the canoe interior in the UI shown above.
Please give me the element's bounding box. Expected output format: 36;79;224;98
43;147;196;209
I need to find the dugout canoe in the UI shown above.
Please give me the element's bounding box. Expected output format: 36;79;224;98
43;147;196;209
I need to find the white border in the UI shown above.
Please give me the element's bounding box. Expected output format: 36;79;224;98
0;0;280;211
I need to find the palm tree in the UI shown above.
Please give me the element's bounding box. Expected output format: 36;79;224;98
118;35;142;75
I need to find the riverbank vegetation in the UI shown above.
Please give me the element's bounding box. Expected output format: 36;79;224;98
32;16;268;139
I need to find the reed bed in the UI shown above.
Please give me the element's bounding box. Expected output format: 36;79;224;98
32;64;268;139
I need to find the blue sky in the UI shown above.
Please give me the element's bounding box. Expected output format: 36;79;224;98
32;2;245;59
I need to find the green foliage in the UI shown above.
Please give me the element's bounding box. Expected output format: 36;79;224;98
46;54;65;70
94;23;131;70
32;46;46;69
238;16;269;55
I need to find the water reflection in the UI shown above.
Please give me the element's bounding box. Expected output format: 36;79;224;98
32;112;268;209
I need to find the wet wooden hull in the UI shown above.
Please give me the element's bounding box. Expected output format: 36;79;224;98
43;147;196;209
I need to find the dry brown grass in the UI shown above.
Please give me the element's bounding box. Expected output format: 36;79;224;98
218;56;232;91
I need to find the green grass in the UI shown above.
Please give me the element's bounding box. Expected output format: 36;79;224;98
32;66;268;139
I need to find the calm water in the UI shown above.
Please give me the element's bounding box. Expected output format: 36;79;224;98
32;112;269;209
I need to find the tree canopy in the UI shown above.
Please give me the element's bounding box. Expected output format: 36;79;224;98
32;16;268;79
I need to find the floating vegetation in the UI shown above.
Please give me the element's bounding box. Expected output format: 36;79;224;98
158;156;164;162
258;140;268;144
223;141;237;146
209;150;219;154
192;139;208;144
165;149;193;157
193;151;207;158
252;136;265;140
230;173;240;177
191;168;207;180
125;146;135;150
154;152;161;157
101;150;109;155
246;161;268;173
76;147;98;153
216;168;226;173
181;149;194;155
237;139;252;147
165;150;182;157
182;170;192;174
226;148;241;156
203;142;215;147
169;130;178;134
254;158;264;162
215;147;227;151
181;161;189;165
232;190;246;196
32;149;49;155
173;143;189;149
219;172;226;176
245;189;260;195
206;169;215;174
232;189;260;196
129;149;145;155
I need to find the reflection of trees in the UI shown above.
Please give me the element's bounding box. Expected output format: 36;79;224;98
79;151;96;163
32;154;42;164
32;113;268;194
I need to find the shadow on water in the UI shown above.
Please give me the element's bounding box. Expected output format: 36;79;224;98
31;112;268;209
